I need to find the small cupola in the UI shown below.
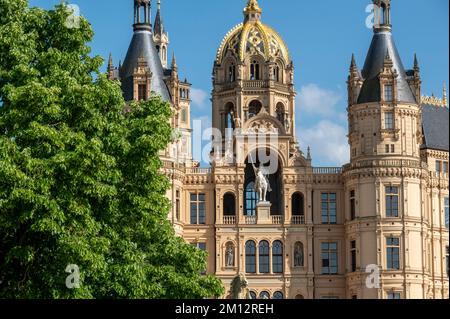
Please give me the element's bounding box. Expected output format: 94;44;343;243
134;0;151;31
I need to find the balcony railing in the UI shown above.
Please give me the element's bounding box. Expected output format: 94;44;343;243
430;171;449;179
245;216;257;225
223;216;236;225
313;167;343;174
185;167;212;175
291;215;306;225
243;80;268;89
272;215;283;224
343;159;425;171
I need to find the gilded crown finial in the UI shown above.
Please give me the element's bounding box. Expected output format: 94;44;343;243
244;0;262;17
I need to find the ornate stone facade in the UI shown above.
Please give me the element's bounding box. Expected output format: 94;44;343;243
112;0;449;299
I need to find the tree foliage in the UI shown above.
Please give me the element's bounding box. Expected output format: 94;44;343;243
0;0;223;299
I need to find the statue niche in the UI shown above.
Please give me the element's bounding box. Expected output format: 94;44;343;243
225;243;235;267
294;242;304;267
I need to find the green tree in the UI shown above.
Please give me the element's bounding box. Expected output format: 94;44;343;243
0;0;223;299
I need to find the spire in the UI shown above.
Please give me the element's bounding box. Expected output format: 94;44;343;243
443;83;448;108
349;53;360;79
383;49;393;66
413;53;419;71
244;0;262;22
350;53;357;71
107;53;114;80
170;53;178;81
108;53;113;69
154;0;164;36
171;53;177;71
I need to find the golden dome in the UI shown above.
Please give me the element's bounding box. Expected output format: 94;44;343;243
216;1;290;64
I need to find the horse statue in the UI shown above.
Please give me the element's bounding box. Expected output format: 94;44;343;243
230;274;252;299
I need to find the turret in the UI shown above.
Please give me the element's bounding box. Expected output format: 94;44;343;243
153;0;170;69
120;0;170;102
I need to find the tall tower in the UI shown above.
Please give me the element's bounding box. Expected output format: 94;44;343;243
210;0;311;298
212;0;297;162
153;0;170;69
343;0;443;299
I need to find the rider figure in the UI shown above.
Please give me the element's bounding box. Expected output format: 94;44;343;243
250;155;272;202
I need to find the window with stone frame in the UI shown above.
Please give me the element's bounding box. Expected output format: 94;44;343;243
386;237;400;270
321;242;338;275
384;84;393;102
321;193;337;224
385;186;399;217
385;111;394;129
190;193;206;225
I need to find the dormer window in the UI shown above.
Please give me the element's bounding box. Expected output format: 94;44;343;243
138;84;147;101
384;84;393;102
250;60;260;80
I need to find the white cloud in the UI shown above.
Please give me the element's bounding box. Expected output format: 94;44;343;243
297;84;343;116
190;88;209;109
298;120;349;166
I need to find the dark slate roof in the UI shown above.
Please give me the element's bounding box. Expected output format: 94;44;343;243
421;104;449;151
358;30;416;104
120;29;170;102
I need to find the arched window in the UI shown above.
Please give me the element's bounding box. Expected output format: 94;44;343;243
276;103;285;124
245;182;258;216
250;60;260;80
228;63;236;82
274;65;281;82
291;192;305;216
259;241;270;274
272;240;283;273
273;291;284;299
248;100;262;118
245;240;256;274
249;291;257;299
294;242;304;267
259;291;270;299
295;294;305;299
223;193;236;216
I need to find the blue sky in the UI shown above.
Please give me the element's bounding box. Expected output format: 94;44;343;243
30;0;449;167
